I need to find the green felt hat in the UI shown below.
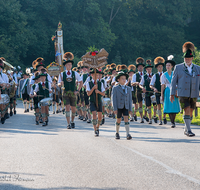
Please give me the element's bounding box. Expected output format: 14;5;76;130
183;49;194;58
36;62;45;68
90;69;101;74
128;69;135;73
115;71;129;82
39;73;47;77
144;64;153;69
63;60;74;66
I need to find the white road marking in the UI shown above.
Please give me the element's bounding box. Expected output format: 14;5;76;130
111;139;200;185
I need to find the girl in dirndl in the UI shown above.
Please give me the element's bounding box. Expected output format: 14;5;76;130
161;55;180;128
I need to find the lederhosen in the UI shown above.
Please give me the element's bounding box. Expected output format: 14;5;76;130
143;74;156;107
89;80;102;112
22;79;30;101
62;71;76;107
136;72;143;103
155;73;162;105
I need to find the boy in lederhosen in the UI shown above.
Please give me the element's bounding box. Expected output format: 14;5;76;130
81;65;92;123
131;57;146;123
51;77;61;114
139;61;156;124
34;72;52;126
86;69;105;136
19;72;31;113
29;71;40;125
150;57;167;125
58;52;83;129
126;65;136;121
112;71;132;140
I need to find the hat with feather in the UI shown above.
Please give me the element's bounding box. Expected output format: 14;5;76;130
128;65;136;73
145;59;153;69
35;57;45;69
110;63;116;69
154;56;165;68
136;57;145;67
182;42;195;58
119;64;128;73
116;65;121;72
63;52;74;66
106;65;111;70
165;55;176;66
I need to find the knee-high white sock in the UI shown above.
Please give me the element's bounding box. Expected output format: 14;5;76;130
125;122;130;136
52;104;55;112
115;122;120;133
23;101;26;110
27;102;29;110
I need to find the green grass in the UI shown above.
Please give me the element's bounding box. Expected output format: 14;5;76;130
133;105;200;126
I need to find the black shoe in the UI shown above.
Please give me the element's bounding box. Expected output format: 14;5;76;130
127;134;132;140
95;130;99;137
109;114;112;118
143;116;149;122
1;117;5;124
153;116;158;123
45;121;48;126
102;118;105;124
140;119;144;123
159;121;162;125
53;111;55;114
36;121;39;125
24;110;27;113
67;124;71;129
80;116;83;120
171;123;175;128
30;107;33;111
71;122;75;128
134;115;137;121
163;118;167;124
56;110;59;114
184;131;195;137
39;118;43;123
149;120;152;124
115;133;120;139
130;117;134;122
75;112;78;116
83;117;87;121
14;110;16;115
27;109;29;112
42;122;46;127
122;116;124;121
87;119;91;123
10;111;13;117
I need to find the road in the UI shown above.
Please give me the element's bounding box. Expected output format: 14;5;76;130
0;101;200;190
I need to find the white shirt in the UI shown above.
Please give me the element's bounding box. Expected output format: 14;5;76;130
131;71;144;83
140;73;152;86
185;63;193;75
58;70;81;84
13;73;18;84
86;79;105;92
30;73;52;85
0;72;9;83
150;72;163;86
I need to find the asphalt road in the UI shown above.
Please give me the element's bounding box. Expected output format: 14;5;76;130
0;101;200;190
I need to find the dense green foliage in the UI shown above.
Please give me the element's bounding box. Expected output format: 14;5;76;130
0;0;199;68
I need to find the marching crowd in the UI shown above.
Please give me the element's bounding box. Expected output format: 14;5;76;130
0;41;199;139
